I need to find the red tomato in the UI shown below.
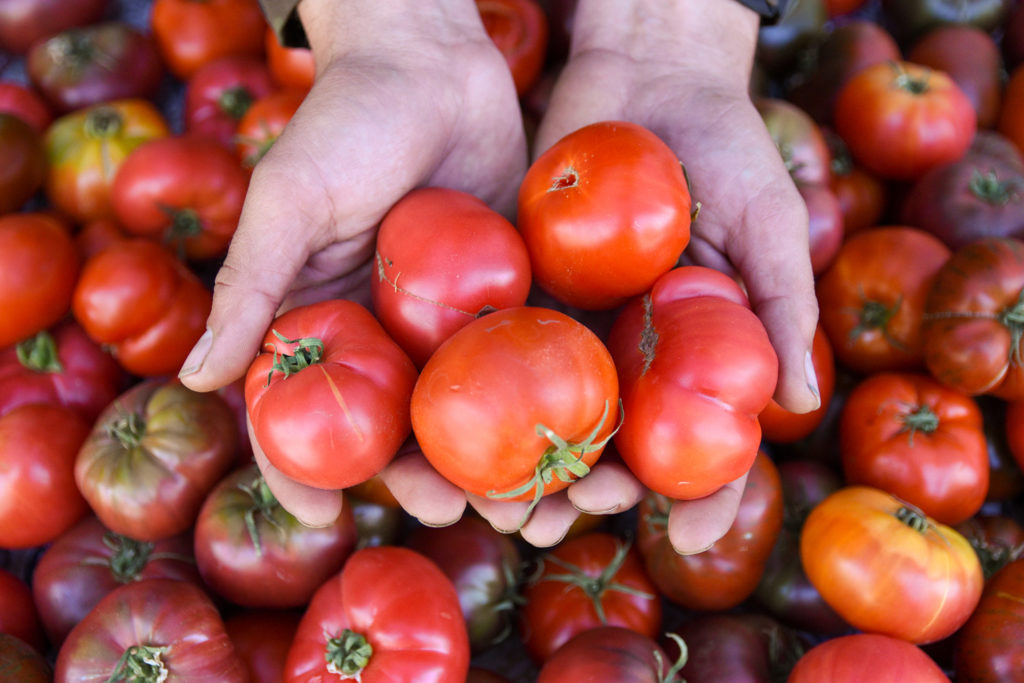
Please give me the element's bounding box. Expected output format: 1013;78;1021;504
150;0;265;79
31;515;201;646
194;464;358;608
537;627;678;683
264;26;314;92
0;569;45;654
55;579;247;682
0;633;51;682
757;97;833;186
225;609;303;683
0;213;79;349
246;299;418;491
835;61;977;181
999;65;1024;159
840;372;988;525
759;324;835;443
789;633;950;682
371;187;532;367
827;129;886;235
185;55;275;149
0;113;46;214
606;266;777;500
477;0;548;95
216;377;254;466
520;532;661;663
411;306;619;511
0;0;108;54
801;486;983;643
956;513;1024;579
517;120;691;310
234;88;304;168
954;558;1024;680
0;81;52;134
75;218;128;261
112;135;249;260
800;181;844;275
72;239;212;377
284;546;470;682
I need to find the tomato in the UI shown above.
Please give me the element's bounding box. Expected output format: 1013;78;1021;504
759;324;834;444
345;472;399;508
194;464;358;608
185;56;274;149
922;237;1024;399
216;377;254;467
371;187;532;368
405;516;522;652
982;396;1024;502
801;486;983;643
517;120;691;310
72;238;212;377
150;0;265;79
817;226;951;375
954;558;1024;680
31;515;201;646
0;320;122;421
55;578;247;682
0;81;52;134
636;451;783;611
999;66;1024;159
800;181;844;275
0;113;45;214
26;21;164;114
826;129;886;235
112;135;249;261
477;0;548;96
264;26;314;92
606;266;777;500
520;531;661;662
0;0;108;54
756;0;827;77
0;569;45;654
674;613;802;683
840;372;988;525
0;213;78;351
0;634;51;682
834;61;977;181
246;299;417;491
956;513;1024;579
881;0;1010;43
75;218;128;260
225;609;303;683
757;97;832;186
234;88;304;168
44;98;170;223
284;546;470;682
412;306;618;511
75;379;237;541
789;633;950;682
347;494;403;549
537;626;679;683
0;404;90;549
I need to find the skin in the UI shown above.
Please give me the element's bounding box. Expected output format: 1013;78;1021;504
179;0;819;554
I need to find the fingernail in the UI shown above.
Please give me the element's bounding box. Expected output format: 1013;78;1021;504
804;350;821;410
676;541;715;556
418;517;459;529
179;329;213;378
571;502;619;515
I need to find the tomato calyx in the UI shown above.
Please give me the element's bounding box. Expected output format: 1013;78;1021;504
237;473;283;556
218;86;255;121
850;297;907;351
85;106;124;139
488;559;527;647
967;534;1024;579
108;411;147;448
266;330;325;385
894;504;932;534
548;166;579;192
45;29;97;73
324;629;373;679
969;169;1020;206
16;330;63;373
88;532;194;584
106;644;170;683
890;61;931;95
899;404;940;445
999;288;1024;366
653;632;689;683
158;204;204;244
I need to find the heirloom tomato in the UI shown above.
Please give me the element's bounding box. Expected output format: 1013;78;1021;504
225;609;302;683
756;0;826;77
0;634;50;682
827;130;886;235
789;634;950;682
0;0;108;54
759;324;834;443
675;613;802;683
0;81;52;133
757;97;832;186
264;26;314;91
150;0;265;79
0;113;45;214
956;513;1024;579
185;55;274;148
536;627;680;683
800;181;843;275
0;569;44;653
75;218;127;260
477;0;548;95
954;558;1024;680
881;0;1010;43
235;88;304;167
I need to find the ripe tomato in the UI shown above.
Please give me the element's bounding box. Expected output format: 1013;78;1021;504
112;135;249;260
75;379;237;541
193;464;358;608
246;299;418;491
801;485;983;643
840;372;988;525
636;451;783;611
789;633;950;682
827;129;886;235
0;81;52;134
477;0;548;96
72;239;212;377
517;120;691;310
537;627;678;683
31;515;201;646
956;513;1024;579
75;218;128;260
0;213;79;349
999;65;1024;159
0;404;90;549
800;181;844;275
759;324;834;443
234;88;304;168
881;0;1010;44
675;613;802;683
264;26;314;92
922;237;1024;399
606;266;777;500
284;546;470;682
757;97;832;186
371;187;532;367
44;98;170;223
55;579;247;682
0;113;45;214
954;558;1024;680
835;61;976;181
411;306;618;510
0;569;45;654
817;226;951;375
225;609;303;683
150;0;265;79
520;532;661;662
0;633;51;682
0;0;108;54
185;55;275;149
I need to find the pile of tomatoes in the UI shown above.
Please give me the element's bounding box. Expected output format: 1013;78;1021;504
2;0;1024;681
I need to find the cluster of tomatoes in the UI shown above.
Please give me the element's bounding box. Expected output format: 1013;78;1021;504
2;0;1024;681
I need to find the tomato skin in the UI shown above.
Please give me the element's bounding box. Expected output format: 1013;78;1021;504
246;299;418;491
75;379;237;541
956;513;1024;579
0;113;45;214
536;626;672;683
75;218;128;261
0;633;51;682
760;324;834;443
0;0;108;54
789;633;950;682
234;88;305;168
412;306;618;501
954;558;1024;680
999;66;1024;159
607;266;777;500
835;61;977;181
840;372;988;525
881;0;1010;44
0;82;52;134
757;97;832;186
193;464;358;608
264;26;314;92
285;546;470;682
112;135;249;260
55;579;247;682
0;404;90;549
520;532;661;663
517;120;691;310
0;213;79;349
185;56;274;149
31;515;201;647
372;187;532;368
801;486;983;643
801;181;844;275
150;0;265;79
477;0;548;95
225;609;303;683
0;569;45;654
